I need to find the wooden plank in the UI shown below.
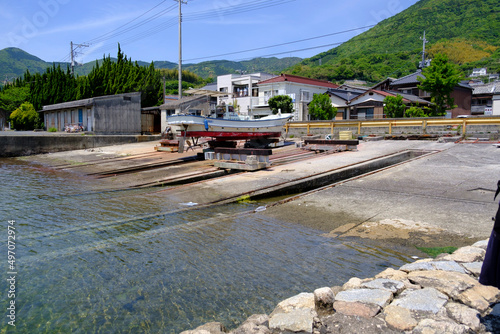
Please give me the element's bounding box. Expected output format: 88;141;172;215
304;139;359;146
214;148;273;156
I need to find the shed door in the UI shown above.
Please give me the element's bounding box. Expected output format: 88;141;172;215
87;109;92;131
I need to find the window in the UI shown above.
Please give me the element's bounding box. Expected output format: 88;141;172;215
301;90;310;102
264;90;279;103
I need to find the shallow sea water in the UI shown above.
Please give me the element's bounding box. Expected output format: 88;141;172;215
0;158;412;333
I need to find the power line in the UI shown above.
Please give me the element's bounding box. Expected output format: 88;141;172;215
184;25;377;62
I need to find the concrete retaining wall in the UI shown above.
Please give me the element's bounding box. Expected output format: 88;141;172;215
0;134;160;157
287;124;500;140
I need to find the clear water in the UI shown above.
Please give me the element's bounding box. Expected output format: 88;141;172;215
0;158;412;333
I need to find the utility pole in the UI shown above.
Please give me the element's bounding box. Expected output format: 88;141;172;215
175;0;187;100
70;41;89;75
420;31;428;69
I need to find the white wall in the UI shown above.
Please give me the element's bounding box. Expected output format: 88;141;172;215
258;82;331;121
493;95;500;116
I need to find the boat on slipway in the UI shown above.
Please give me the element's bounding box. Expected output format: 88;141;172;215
167;113;293;141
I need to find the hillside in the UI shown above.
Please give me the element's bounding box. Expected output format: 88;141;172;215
0;47;301;85
289;0;500;83
0;48;52;82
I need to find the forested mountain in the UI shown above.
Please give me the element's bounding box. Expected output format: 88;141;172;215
289;0;499;83
0;47;301;84
183;57;303;78
0;48;206;112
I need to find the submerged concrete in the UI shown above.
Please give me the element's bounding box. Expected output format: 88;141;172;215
19;138;500;333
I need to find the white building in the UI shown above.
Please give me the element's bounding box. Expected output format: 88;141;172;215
255;74;339;120
471;68;488;77
217;73;277;117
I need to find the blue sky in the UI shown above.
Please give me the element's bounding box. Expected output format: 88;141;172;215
0;0;419;64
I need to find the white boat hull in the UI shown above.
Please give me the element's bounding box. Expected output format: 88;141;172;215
167;115;292;140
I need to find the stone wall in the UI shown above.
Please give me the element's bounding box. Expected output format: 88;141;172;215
0;134;160;157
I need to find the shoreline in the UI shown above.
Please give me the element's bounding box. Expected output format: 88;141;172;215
182;239;500;334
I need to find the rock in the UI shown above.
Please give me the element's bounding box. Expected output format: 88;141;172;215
268;293;317;333
461;262;483;277
407;270;477;298
314;287;335;316
392;288;448;314
400;260;467;274
402;279;422;290
429;261;467;274
383;304;418;331
440;246;486;263
230;314;269;334
334;288;393;308
272;292;315;312
342;277;363;290
375;268;408;281
333;301;380;318
400;261;435;272
181;322;227;334
412;319;469;334
361;278;405;294
445;302;481;332
268;308;316;333
472;239;489;250
317;313;401;334
457;284;500;313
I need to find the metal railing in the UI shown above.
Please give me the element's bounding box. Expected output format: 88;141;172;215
285;117;500;135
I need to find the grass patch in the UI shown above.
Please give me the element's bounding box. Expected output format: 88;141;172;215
416;246;458;258
236;195;256;204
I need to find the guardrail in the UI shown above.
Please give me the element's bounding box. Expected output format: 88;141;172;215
285;117;500;136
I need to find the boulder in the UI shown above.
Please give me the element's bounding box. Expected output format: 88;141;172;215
457;284;500;313
461;262;483;277
440;246;486;263
314;287;335;316
407;270;477;298
412;319;469;334
316;313;401;334
400;260;435;273
334;288;393;308
341;277;363;290
333;301;380;318
230;314;269;334
392;288;448;314
383;304;418;331
361;278;405;294
181;322;227;334
471;239;489;250
268;308;316;333
268;293;317;333
375;268;408;281
445;302;481;332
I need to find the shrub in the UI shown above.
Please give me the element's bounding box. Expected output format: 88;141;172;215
9;102;41;130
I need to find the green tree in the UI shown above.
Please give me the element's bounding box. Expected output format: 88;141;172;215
308;93;337;120
417;53;463;116
10;102;41;130
268;95;294;114
383;94;406;118
405;105;427;118
0;85;29;113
